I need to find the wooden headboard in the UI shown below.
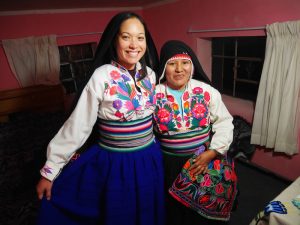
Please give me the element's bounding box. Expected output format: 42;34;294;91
0;85;65;122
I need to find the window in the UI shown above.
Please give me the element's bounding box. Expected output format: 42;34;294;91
59;43;96;94
212;37;266;101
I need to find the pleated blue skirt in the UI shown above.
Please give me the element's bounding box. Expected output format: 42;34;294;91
36;140;165;225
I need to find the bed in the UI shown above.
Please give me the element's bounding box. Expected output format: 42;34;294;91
0;85;66;225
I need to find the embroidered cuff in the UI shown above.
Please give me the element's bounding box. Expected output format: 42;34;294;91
40;162;61;181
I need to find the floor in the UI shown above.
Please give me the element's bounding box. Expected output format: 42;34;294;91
228;159;291;225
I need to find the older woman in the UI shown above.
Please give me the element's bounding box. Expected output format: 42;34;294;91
154;40;237;225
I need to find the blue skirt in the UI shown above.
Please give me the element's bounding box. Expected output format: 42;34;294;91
36;140;165;225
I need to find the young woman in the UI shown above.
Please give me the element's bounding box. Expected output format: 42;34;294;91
154;40;237;225
36;12;164;225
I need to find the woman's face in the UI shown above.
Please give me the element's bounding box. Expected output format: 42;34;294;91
115;17;146;70
165;59;192;90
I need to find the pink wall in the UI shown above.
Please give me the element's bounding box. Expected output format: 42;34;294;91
144;0;300;181
0;10;143;90
1;0;300;180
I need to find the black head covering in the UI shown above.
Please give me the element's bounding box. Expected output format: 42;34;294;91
158;40;211;84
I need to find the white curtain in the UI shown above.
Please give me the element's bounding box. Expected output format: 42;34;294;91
2;35;60;87
251;20;300;155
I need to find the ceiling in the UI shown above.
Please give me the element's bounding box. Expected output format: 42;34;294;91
0;0;170;12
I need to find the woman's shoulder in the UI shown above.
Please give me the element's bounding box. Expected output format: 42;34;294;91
190;79;218;92
94;64;117;74
145;65;156;77
90;64;120;80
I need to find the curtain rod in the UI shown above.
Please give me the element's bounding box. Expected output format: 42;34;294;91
0;31;103;45
57;31;103;38
188;26;266;33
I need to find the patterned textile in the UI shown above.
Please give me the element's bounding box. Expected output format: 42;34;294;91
169;150;238;221
98;116;154;151
157;126;210;156
41;61;157;181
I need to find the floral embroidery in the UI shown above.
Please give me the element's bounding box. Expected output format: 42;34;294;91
154;85;211;132
204;91;210;102
193;87;203;94
192;103;206;119
167;95;175;102
103;63;156;120
215;183;224;194
157;108;172;123
110;86;117;95
201;174;212;187
110;70;121;80
213;159;221;170
41;166;53;175
169;156;237;221
183;91;189;101
113;99;123;110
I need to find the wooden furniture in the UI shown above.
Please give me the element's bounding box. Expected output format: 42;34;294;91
0;84;64;122
0;84;66;225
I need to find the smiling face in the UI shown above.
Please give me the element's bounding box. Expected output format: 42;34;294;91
165;58;192;90
115;17;146;70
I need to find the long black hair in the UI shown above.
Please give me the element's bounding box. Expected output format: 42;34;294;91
68;12;158;146
93;11;159;80
72;11;158;112
158;40;211;85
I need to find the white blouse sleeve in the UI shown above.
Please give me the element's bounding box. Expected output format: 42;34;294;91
209;87;234;155
40;76;102;181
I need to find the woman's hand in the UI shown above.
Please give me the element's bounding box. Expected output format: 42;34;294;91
36;177;53;200
189;150;218;176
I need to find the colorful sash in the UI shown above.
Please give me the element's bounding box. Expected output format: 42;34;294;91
98;116;154;152
157;126;211;156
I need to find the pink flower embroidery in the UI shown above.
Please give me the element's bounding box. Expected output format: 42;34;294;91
215;183;224;194
176;116;182;122
110;70;121;80
224;168;232;181
167;95;175;102
201;174;212;187
156;93;165;99
157;108;171;123
159;124;168;132
125;101;134;111
115;111;123;118
193;87;203;94
199;118;207;126
110;86;117;95
192;103;206;119
204;91;210;102
183;91;189;101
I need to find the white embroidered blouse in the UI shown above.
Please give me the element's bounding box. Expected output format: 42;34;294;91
154;79;233;155
41;61;156;181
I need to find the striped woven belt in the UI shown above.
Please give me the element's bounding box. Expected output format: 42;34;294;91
157;126;211;156
97;116;154;152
